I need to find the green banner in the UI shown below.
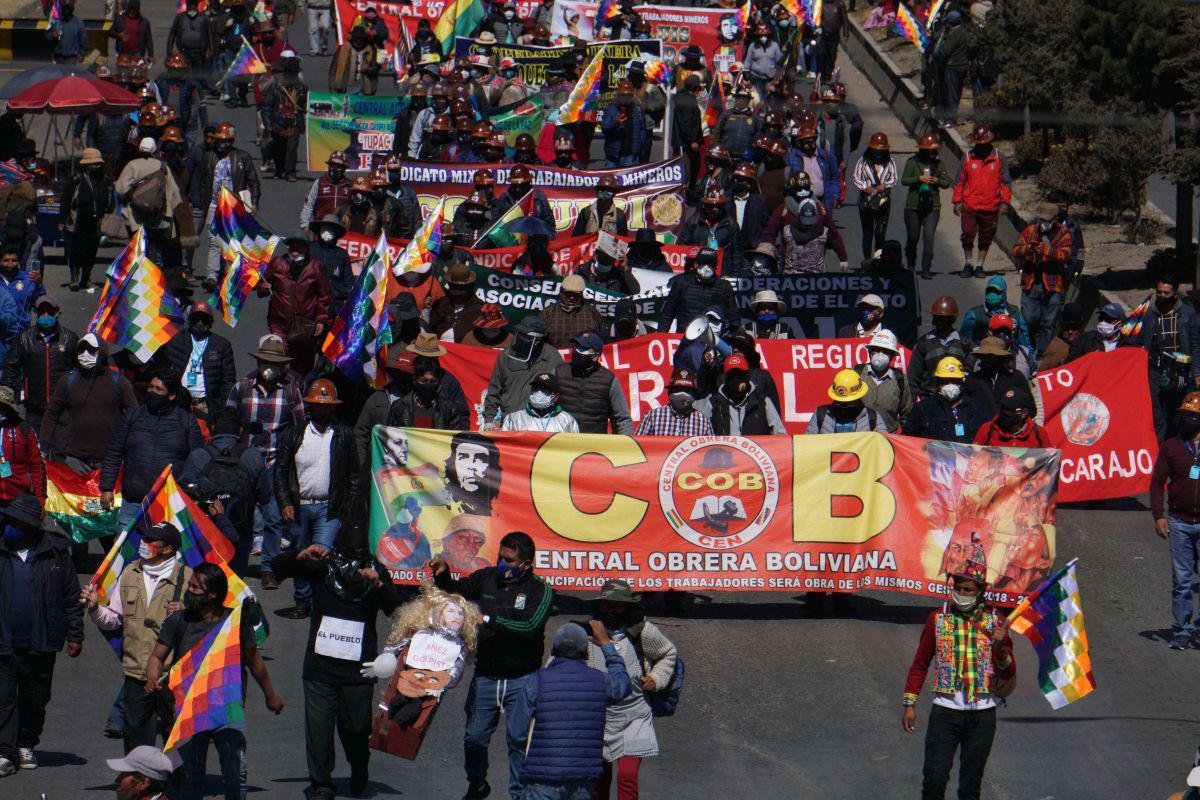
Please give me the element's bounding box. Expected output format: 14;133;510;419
489;95;545;150
470;263;626;323
305;92;403;171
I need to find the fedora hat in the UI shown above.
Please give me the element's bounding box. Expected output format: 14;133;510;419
250;337;293;363
0;386;21;419
752;289;783;309
973;336;1011;358
408;331;447;358
3;493;43;530
79;147;104;166
309;213;346;238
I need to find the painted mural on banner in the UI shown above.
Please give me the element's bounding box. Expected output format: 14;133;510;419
729;273;920;346
306;92;403;172
549;1;740;69
368;426;1059;602
454;38;662;101
437;334;912;433
395;158;688;236
334;0;542;53
1039;347;1156;503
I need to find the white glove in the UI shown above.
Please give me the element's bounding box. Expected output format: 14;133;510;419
839;261;848;271
360;651;398;680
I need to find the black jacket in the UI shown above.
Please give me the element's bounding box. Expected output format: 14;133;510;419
671;92;703;148
273;422;361;523
150;330;237;411
657;272;736;333
199;147;261;211
1068;330;1136;363
1;325;79;415
100;403;205;502
901;394;991;443
0;531;83;656
727;192;770;251
434;566;554;679
576;261;640;295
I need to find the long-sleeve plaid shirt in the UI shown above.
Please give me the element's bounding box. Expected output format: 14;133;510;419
226;377;305;468
635;405;714;437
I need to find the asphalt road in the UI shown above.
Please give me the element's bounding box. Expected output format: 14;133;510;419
2;4;1193;799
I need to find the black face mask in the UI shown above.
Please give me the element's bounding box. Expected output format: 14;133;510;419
595;611;627;631
215;142;232;156
308;407;335;427
183;592;209;614
145;393;170;413
190;318;210;338
724;375;749;402
413;381;438;402
571;351;598;376
1157;296;1176;313
1181;415;1200;438
997;409;1025;432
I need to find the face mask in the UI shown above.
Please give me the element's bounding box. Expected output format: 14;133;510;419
308;407;334;427
1181;416;1200;438
319;230;336;243
668;391;693;414
496;559;523;581
138;541;157;560
950;589;980;613
258;365;279;382
351;194;368;207
939;383;961;402
594;259;613;274
501;69;517;79
596;190;615;203
984;292;1004;311
413;381;438;402
869;352;891;373
189;319;210;337
697;264;715;280
145;392;170;412
703;206;723;221
78;350;97;369
3;524;26;547
188;8;197;16
998;409;1025;432
504;9;514;18
1157;296;1176;312
183;591;208;613
759;36;769;44
329;167;345;181
858;308;877;327
724;376;749;401
596;612;626;631
733;180;752;195
1096;320;1119;339
529;390;555;411
215;142;232;155
36;314;57;331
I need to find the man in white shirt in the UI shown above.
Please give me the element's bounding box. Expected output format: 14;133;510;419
272;379;361;619
500;372;579;434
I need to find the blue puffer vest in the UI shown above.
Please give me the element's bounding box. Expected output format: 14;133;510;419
521;657;608;784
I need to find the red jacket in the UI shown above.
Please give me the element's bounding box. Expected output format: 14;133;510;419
1013;223;1073;293
951;150;1011;212
261;256;334;336
0;423;46;503
972;418;1049;448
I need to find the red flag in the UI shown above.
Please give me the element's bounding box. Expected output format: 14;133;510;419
1038;348;1157;502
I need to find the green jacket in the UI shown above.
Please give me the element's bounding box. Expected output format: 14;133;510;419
900;155;953;211
934;25;973;69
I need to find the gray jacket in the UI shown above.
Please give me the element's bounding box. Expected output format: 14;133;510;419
483;344;565;424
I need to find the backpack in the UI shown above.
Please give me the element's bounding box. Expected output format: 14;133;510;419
631;632;684;718
202;441;256;530
126;165;168;217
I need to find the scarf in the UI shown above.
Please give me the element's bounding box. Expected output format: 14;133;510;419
934;605;995;703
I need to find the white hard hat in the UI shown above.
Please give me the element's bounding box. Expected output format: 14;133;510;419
138;137;156;154
868;328;899;354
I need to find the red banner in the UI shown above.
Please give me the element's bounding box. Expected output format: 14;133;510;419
334;0;543;50
1038;348;1156;502
369;427;1059;602
440;334;911;433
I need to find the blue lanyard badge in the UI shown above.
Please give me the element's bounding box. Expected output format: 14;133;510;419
1187;441;1200;480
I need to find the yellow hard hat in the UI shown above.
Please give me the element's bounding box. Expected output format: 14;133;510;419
828;369;868;402
934;356;965;379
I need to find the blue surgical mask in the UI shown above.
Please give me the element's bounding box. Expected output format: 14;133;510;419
496;559;523;581
858;308;875;326
3;524;25;547
36;315;57;331
756;311;778;325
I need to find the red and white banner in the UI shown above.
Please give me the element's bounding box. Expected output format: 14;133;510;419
335;0;543;49
1038;347;1156;502
440;334;911;433
550;2;742;70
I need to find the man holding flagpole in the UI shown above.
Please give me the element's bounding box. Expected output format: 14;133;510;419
901;543;1016;800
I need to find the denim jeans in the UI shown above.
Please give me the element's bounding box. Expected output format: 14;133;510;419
921;704;996;800
904;207;940;271
1020;284;1062;360
604;156;638;168
464;673;534;799
180;726;246;800
1169;518;1200;640
118;498;141;533
256;463;284;577
107;683;125;732
522;782;595;800
941;67;966;124
307;8;332;54
289;502;340;603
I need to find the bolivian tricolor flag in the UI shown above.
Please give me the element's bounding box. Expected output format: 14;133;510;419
475;191;534;249
45;462;122;543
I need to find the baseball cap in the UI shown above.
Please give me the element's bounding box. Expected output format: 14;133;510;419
107;746;177;781
571;332;603;354
723;352;750;374
857;293;884;309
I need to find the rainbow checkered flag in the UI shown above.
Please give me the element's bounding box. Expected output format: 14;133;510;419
218;37;269;87
594;0;621;37
475;191;533;248
1120;296;1149;338
209;245;265;328
88;230;186;363
550;45;608;124
733;0;751;34
165;602;245;751
628;54;672;87
926;0;946;26
322;233;395;389
1008;558;1096;709
394;197;446;275
893;3;930;52
211;187;281;267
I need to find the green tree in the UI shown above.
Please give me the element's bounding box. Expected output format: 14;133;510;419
1072;0;1191;111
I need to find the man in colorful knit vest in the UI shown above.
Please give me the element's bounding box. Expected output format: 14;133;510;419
901;541;1018;800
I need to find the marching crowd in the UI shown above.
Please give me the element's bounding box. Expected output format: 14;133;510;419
0;0;1193;798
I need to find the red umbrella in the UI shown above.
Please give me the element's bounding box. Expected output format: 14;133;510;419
6;75;140;114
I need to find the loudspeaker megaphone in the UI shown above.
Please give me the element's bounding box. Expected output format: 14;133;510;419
684;316;711;343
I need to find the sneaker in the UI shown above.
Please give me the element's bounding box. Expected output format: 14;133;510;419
462;783;491;800
959;262;974;277
17;748;35;769
251;534;263;556
0;757;15;777
260;571;279;591
103;725;124;739
1171;637;1190;650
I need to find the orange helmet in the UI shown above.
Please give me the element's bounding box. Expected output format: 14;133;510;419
487;131;508;149
597;174;620;191
830;82;847;101
819;85;839;103
462;190;491;209
350;176;371;193
797;124;818;140
160;105;179;125
96;65;115;81
160;125;185;144
453;115;474;134
867;132;890;152
369;166;389;187
705;143;731;164
214;122;237;141
431;114;452;132
165;52;188;70
918;132;939;151
515;133;536;151
702;187;727;205
762;111;783;129
765;138;787;159
972;123;995;144
732;162;757;181
472;121;492;140
473;169;496;189
797;109;817;128
510;164;532;185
